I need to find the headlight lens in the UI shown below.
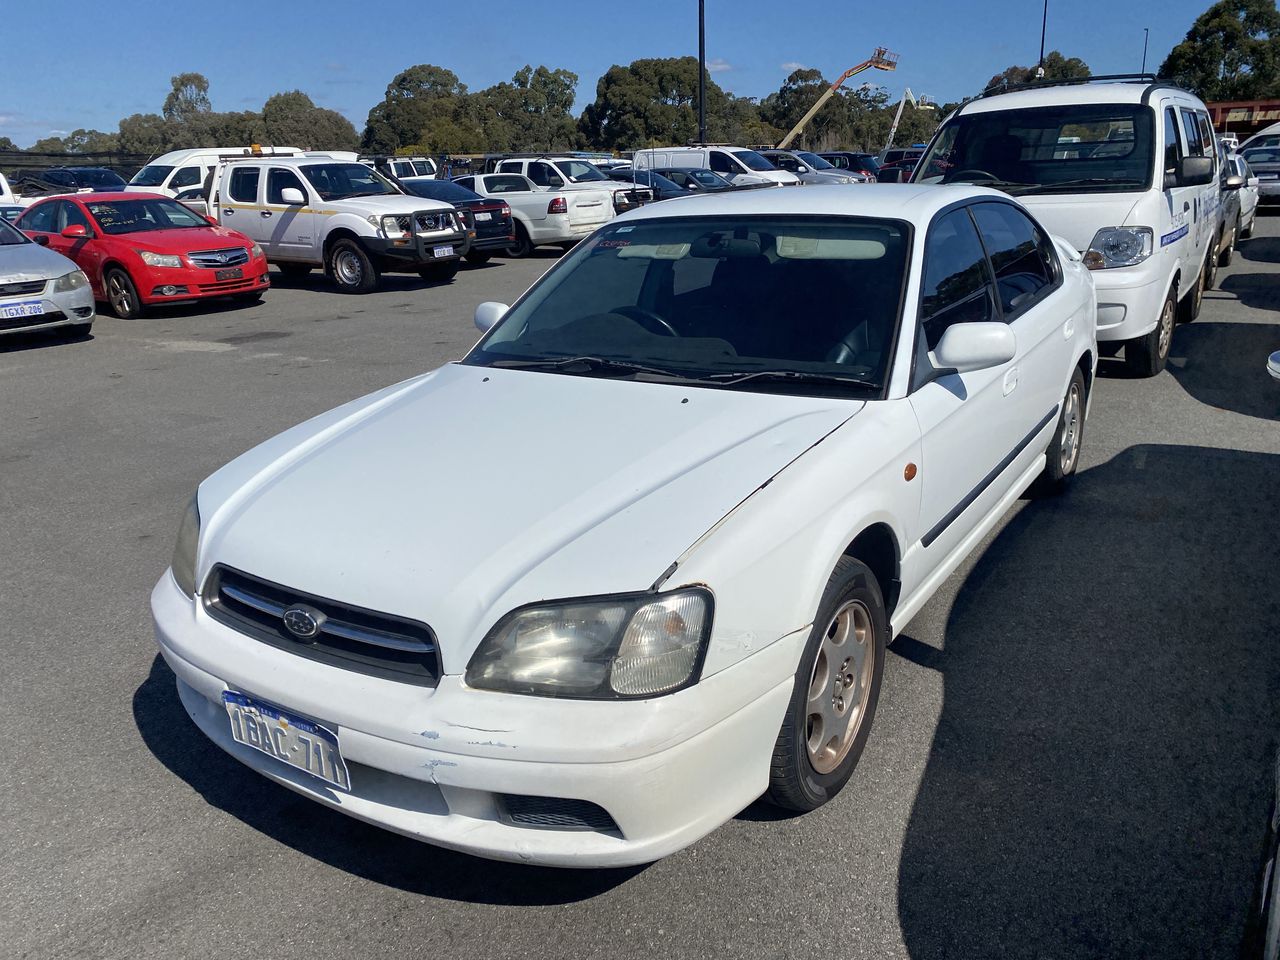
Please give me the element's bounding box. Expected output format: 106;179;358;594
170;495;201;596
466;588;713;699
1084;226;1153;269
138;250;183;268
381;214;412;239
249;242;264;259
52;269;88;292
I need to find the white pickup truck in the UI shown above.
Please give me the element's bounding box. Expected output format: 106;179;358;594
491;156;651;216
206;156;467;292
453;172;612;257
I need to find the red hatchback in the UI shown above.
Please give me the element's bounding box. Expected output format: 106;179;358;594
17;192;269;318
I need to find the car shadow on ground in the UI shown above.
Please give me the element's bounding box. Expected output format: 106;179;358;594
132;655;645;903
1164;314;1280;420
896;444;1280;959
0;327;94;352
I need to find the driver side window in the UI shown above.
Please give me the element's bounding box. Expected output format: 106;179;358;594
918;208;996;351
528;162;563;187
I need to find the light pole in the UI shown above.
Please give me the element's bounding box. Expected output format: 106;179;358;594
1037;0;1048;77
698;0;707;144
1141;27;1149;74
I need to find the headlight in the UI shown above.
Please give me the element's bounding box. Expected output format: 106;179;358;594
1084;227;1153;269
466;588;713;699
170;495;201;596
138;250;183;268
381;214;411;239
249;242;264;259
51;269;88;292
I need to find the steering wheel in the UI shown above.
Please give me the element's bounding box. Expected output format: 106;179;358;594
613;305;679;337
945;169;1002;183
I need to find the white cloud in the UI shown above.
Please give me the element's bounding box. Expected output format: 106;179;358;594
707;58;733;73
781;61;808;72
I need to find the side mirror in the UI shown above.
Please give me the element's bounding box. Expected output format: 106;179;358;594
60;224;87;238
797;165;810;174
1173;156;1214;187
877;168;906;183
279;187;306;205
931;322;1017;374
1224;174;1245;190
474;301;508;333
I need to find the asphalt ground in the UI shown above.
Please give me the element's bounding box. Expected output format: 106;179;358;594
3;220;1280;960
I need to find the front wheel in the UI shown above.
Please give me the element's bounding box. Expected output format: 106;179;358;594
766;556;886;812
326;239;379;294
1030;366;1086;496
1126;287;1176;377
105;268;143;319
418;261;460;284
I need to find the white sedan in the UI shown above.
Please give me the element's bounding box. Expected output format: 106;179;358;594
151;185;1097;867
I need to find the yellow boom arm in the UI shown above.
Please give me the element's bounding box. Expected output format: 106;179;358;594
776;47;898;150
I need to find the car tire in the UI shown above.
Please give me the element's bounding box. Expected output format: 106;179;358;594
1030;366;1086;496
418;261;460;284
277;262;312;279
326;239;379;294
1203;243;1220;292
1242;216;1255;240
506;222;533;259
465;251;491;266
1177;261;1205;324
766;556;886;813
1219;218;1239;267
105;268;143;319
1127;286;1177;377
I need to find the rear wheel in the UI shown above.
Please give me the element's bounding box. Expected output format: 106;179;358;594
1219;218;1239;267
326;239;379;294
1126;286;1176;377
766;556;886;812
418;260;460;284
1030;367;1086;496
1204;240;1221;290
464;251;491;266
506;221;533;259
105;268;142;319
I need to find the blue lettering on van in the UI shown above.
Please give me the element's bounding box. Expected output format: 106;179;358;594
1160;224;1189;247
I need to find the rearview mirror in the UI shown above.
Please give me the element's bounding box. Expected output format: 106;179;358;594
1224;173;1245;190
474;301;508;333
931;322;1017;374
60;224;87;238
279;187;306;205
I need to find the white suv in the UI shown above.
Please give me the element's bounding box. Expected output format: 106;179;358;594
208;157;467;292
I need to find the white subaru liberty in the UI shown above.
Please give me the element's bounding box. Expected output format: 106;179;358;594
152;185;1096;867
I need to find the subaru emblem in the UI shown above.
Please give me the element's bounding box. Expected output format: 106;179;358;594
282;604;325;641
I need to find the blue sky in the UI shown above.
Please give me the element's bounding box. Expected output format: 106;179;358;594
2;0;1208;147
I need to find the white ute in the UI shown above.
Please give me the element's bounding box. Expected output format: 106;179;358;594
492;155;652;216
152;185;1096;868
453;172;611;257
207;156;467;292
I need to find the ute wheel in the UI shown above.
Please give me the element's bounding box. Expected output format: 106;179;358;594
277;262;312;279
506;221;533;259
418;261;460;284
105;268;143;319
465;251;491;266
766;556;886;812
326;239;379;294
1127;286;1177;377
1030;367;1086;496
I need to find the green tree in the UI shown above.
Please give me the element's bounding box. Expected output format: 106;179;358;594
362;64;470;153
162;72;213;124
0;136;17;152
761;69;842;148
117;113;174;155
1160;0;1280;99
61;129;120;153
29;136;68;154
985;51;1091;91
262;91;359;150
480;65;580;151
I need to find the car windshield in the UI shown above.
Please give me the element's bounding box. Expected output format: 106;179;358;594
734;150;777;172
86;198;211;234
301;163;398;200
915;103;1155;194
0;218;28;245
465;215;909;396
797;152;836;170
407;180;481;203
560;160;608;182
130;165;174;187
1243;147;1280;165
72;168;126;188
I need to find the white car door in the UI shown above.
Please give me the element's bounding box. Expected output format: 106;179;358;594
219;165;266;244
262;166;318;260
905;206;1038;576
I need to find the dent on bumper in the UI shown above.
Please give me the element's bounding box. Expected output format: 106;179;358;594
151;574;801;867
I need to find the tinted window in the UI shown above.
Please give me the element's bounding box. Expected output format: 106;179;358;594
0;218;28;244
171;166;201;189
406;179;481;203
1164;108;1183;174
129;164;173;187
970;203;1056;316
920;208;995;349
528;162;563;187
1181;109;1205;157
267;168;307;204
60;201;92;232
1197;113;1216;168
709;151;734;173
481;175;532;194
769;153;800;172
228;167;260;203
19;202;56;233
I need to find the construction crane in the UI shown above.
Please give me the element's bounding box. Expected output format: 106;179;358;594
884;88;936;152
775;47;899;149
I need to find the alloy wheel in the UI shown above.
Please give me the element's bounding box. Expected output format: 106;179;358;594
1158;294;1175;362
1059;380;1083;474
805;600;875;774
108;274;132;316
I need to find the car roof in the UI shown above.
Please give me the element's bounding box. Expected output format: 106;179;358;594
615;183;1007;226
958;80;1202;115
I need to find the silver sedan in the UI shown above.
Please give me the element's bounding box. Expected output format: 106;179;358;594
0;217;95;337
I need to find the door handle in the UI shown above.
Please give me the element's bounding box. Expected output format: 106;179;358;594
223;208;234;215
1003;367;1019;396
260;211;273;219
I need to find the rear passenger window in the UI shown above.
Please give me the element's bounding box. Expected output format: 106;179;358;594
970;203;1056;317
1163;108;1183;175
919;208;995;350
228;167;260;203
20;202;56;233
1181;109;1204;157
1197;112;1217;169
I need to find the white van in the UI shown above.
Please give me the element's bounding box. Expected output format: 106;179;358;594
632;146;799;186
912;78;1241;376
127;147;306;197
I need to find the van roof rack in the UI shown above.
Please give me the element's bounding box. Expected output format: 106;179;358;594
971;73;1196;100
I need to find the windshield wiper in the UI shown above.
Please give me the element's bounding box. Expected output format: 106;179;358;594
1019;178;1144;194
485;356;698;381
700;369;878;391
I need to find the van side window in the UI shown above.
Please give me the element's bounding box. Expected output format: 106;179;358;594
1196;113;1216;170
709;151;734;174
919;208;996;350
1163;107;1183;174
228;167;261;203
1180;109;1204;156
170;166;201;190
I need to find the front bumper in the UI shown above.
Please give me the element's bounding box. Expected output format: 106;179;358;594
1088;261;1172;342
361;228;468;269
151;573;799;868
138;259;270;305
0;282;94;335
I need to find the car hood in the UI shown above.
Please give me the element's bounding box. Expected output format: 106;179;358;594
197;362;861;671
0;239;79;281
1016;193;1146;252
128;225;251;252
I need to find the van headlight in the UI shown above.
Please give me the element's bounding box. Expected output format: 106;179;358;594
1084;227;1153;269
170;495;201;596
466;589;713;699
52;269;88;292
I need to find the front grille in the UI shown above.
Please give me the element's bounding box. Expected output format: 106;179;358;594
0;279;47;297
195;277;257;293
188;247;249;269
499;795;620;833
414;211;453;233
204;566;441;686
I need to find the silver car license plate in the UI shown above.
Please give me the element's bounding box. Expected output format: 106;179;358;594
474;212;492;222
222;691;350;789
0;300;44;319
432;244;454;258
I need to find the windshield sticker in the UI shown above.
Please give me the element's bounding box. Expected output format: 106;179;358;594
1160;224;1189;247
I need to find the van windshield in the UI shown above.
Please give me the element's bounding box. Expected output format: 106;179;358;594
914;103;1155;195
130;165;174;187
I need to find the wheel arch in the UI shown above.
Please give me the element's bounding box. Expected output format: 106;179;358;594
841;523;901;620
322;226;363;255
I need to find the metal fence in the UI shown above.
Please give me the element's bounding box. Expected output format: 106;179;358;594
0;151;155;180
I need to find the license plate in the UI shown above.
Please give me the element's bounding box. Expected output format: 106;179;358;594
215;267;243;281
474;212;492;222
222;691;350;789
0;300;43;319
432;244;455;258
